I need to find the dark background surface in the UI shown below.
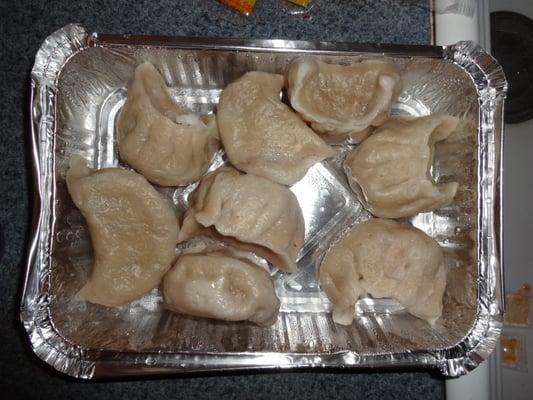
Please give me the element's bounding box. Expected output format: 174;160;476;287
0;0;443;398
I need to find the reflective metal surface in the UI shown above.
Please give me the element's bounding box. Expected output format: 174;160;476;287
21;24;506;378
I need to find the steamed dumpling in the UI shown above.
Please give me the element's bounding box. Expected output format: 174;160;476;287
344;114;460;218
117;62;219;186
287;58;401;143
320;218;447;325
217;71;335;185
66;158;179;306
163;248;280;326
179;167;304;272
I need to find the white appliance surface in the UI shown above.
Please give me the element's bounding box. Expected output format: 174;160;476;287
490;1;533;399
499;122;533;400
438;1;533;399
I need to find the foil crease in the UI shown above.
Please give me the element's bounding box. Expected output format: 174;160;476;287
21;24;507;378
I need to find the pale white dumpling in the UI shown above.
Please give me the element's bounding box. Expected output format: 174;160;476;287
163;248;280;326
287;58;401;143
320;218;447;325
217;71;335;186
179;167;305;272
344;114;460;218
118;62;219;186
66;159;179;306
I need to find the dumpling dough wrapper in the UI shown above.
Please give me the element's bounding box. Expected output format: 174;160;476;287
217;71;335;186
179;167;305;273
163;248;280;327
320;218;447;325
344;114;460;218
118;62;219;187
287;58;401;143
66;159;179;306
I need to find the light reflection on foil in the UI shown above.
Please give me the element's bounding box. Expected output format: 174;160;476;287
22;24;506;378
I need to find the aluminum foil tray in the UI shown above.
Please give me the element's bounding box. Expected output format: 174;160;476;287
22;24;507;379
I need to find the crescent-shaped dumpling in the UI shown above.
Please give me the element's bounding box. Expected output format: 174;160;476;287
66;158;179;306
287;58;401;143
217;71;335;186
320;218;447;325
344;114;460;218
117;62;219;187
163;248;280;326
178;167;305;272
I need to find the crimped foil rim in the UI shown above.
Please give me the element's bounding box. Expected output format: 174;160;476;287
21;24;506;379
